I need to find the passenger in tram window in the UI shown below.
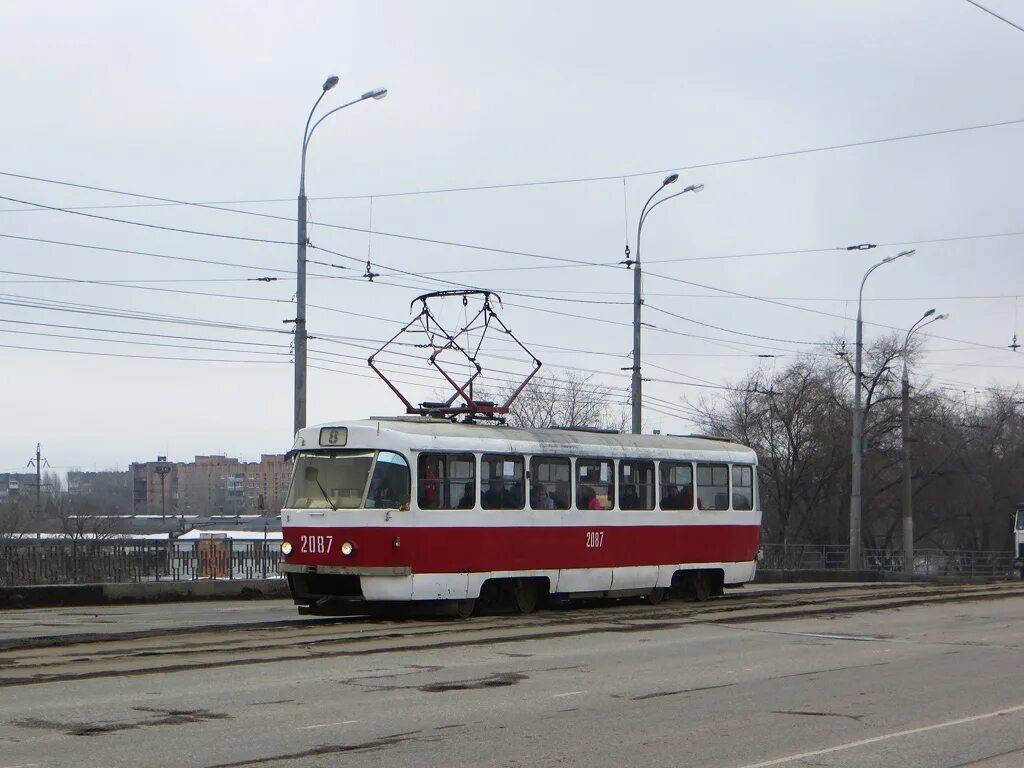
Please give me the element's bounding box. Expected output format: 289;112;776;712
680;484;693;509
577;485;594;510
554;482;570;509
505;481;524;508
578;486;602;510
661;485;683;510
531;484;555;509
620;485;641;510
370;478;393;508
457;481;475;509
419;463;438;508
482;484;502;508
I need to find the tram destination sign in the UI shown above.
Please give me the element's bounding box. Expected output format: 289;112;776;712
318;427;348;447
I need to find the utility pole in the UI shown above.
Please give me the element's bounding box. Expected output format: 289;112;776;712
26;443;49;537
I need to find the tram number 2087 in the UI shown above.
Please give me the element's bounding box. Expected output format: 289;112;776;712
586;531;604;548
300;535;334;554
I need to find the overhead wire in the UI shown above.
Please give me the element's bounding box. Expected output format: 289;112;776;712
3;115;1023;206
964;0;1024;33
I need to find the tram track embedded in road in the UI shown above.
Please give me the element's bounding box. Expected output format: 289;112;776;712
2;582;1022;689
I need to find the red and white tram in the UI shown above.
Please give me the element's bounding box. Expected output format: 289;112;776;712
280;417;762;615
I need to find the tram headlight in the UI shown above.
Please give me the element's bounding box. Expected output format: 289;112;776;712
280;541;293;556
340;540;355;557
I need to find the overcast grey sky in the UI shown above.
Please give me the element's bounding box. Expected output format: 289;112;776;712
1;0;1022;473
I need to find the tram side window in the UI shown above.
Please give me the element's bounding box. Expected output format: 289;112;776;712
481;454;525;509
619;461;655;510
530;457;571;510
659;461;693;510
576;459;614;510
732;465;754;511
418;453;476;510
696;463;730;511
366;451;411;509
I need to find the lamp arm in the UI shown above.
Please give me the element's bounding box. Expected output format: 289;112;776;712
299;91;329;193
639;187;695;232
305;96;367;149
635;185;665;261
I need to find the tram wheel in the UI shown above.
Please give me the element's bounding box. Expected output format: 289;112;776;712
513;580;539;614
644;587;666;605
676;571;711;602
454;598;477;619
692;571;712;602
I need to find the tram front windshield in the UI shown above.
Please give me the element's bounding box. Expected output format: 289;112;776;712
1016;509;1024;532
286;450;410;510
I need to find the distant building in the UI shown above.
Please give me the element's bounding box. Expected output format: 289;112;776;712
131;454;290;517
67;470;131;505
0;472;37;498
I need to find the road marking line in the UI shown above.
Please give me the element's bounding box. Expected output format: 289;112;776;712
1;763;41;768
552;691;587;698
730;703;1024;768
298;720;359;730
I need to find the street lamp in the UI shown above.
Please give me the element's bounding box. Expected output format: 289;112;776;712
153;456;171;521
901;308;947;574
629;174;703;434
293;76;388;436
849;248;914;570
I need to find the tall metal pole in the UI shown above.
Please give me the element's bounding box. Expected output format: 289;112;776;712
631;174;702;434
295;185;309;436
292;78;386;437
901;310;944;574
900;360;913;573
631;241;644;435
849;249;914;570
293;80;330;438
35;442;41;523
850;304;865;570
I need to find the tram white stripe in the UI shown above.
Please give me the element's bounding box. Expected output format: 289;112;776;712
730;703;1024;768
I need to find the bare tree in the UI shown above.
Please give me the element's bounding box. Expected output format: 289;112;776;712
689;333;1024;556
690;356;849;545
0;497;31;540
490;369;627;430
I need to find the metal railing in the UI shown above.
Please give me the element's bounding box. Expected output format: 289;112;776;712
760;543;1020;579
1;539;1018;587
0;539;282;587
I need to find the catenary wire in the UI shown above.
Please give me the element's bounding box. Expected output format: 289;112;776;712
2;116;1023;206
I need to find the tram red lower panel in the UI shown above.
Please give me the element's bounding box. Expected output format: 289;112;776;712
283;524;760;573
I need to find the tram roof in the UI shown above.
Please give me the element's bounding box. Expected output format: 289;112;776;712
293;417;756;461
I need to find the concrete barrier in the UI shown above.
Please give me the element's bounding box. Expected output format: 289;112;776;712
0;579;290;610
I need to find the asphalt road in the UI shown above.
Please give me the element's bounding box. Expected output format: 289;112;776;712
0;582;891;647
1;587;1022;768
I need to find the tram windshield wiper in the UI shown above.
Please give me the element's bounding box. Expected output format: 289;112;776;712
305;467;338;511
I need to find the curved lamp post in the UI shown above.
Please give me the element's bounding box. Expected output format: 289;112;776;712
849;249;914;570
294;77;387;436
901;308;947;574
630;175;704;434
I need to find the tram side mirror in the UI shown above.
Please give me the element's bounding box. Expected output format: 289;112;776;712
305;467;319;483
